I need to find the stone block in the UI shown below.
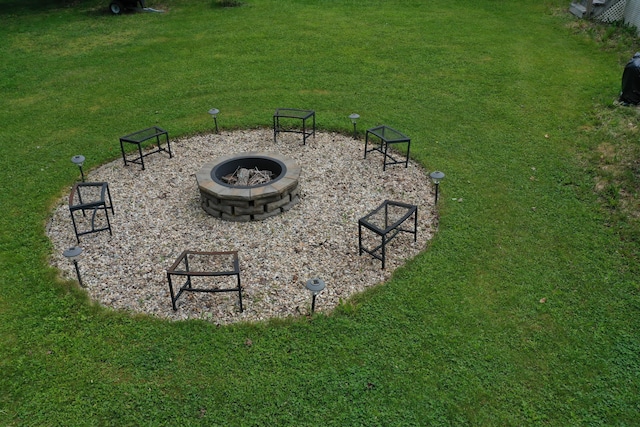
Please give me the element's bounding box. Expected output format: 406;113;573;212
209;202;233;215
235;204;268;215
253;208;283;221
266;194;292;212
281;195;300;212
222;212;251;222
253;192;284;207
202;204;222;218
288;184;300;199
203;195;220;205
225;199;251;208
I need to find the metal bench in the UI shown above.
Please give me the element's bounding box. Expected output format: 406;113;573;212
364;125;411;171
166;250;244;312
119;126;172;170
68;182;114;243
273;108;316;145
358;200;417;269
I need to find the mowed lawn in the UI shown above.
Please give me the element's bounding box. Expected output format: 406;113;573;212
0;0;639;425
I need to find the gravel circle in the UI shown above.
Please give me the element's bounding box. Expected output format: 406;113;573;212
47;129;437;324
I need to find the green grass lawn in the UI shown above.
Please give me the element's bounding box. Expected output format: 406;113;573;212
1;0;639;424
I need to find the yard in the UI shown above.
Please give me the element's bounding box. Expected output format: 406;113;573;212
0;0;639;424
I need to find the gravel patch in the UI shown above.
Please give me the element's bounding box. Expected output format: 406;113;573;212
46;129;437;324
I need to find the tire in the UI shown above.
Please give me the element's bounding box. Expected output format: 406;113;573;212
109;1;124;14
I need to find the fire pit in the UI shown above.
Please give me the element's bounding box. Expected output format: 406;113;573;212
196;152;301;221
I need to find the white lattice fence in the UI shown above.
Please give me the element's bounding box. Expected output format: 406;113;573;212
596;0;628;22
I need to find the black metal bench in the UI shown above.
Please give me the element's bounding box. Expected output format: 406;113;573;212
119;126;172;170
166;250;244;312
68;182;114;243
358;200;417;269
364;125;411;171
273;108;316;145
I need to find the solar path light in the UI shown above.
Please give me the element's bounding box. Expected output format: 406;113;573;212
349;113;360;139
71;155;85;182
430;171;445;205
208;108;220;134
305;277;326;314
63;246;84;288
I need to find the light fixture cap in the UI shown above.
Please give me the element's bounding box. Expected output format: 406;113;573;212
71;155;85;166
63;246;83;261
430;171;445;183
349;113;360;123
208;108;220;117
305;278;326;294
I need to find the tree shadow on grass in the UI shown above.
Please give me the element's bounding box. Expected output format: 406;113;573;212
0;0;168;17
211;0;244;8
0;0;86;13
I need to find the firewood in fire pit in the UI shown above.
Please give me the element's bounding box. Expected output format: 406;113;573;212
222;167;273;186
236;167;250;185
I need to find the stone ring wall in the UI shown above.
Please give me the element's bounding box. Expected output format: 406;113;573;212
196;151;301;222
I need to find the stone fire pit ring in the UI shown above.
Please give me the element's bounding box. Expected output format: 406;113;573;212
196;151;301;221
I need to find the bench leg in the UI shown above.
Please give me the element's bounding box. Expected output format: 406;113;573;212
237;273;243;312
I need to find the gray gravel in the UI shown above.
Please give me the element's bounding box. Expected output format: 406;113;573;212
47;129;437;324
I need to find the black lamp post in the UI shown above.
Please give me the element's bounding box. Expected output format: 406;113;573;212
430;171;445;204
208;108;220;133
305;278;326;314
71;155;85;182
63;246;84;288
349;113;360;139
